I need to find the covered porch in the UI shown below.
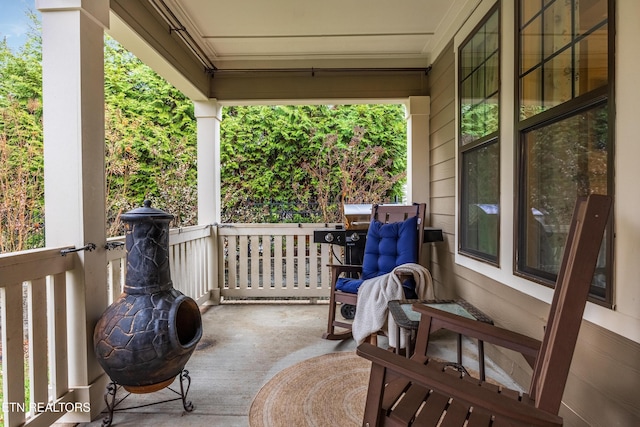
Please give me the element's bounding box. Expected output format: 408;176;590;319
2;0;640;425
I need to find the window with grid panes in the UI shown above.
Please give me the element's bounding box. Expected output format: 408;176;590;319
516;0;613;305
458;5;500;263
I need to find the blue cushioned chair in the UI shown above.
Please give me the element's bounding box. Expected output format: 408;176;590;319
323;203;426;341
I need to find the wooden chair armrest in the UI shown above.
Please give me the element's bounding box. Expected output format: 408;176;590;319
328;264;363;274
412;303;541;361
357;343;562;427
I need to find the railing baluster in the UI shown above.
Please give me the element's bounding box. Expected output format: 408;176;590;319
190;240;197;297
198;238;205;298
28;278;49;407
176;242;184;292
262;234;273;289
111;258;124;302
184;241;191;295
274;235;284;291
250;236;261;288
295;234;304;289
183;242;188;293
308;240;319;289
228;235;238;290
285;235;296;289
202;238;208;297
177;242;183;292
320;243;331;288
191;239;199;299
238;235;249;289
48;272;68;400
1;283;26;427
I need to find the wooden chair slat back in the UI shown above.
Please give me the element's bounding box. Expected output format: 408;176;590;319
530;194;611;414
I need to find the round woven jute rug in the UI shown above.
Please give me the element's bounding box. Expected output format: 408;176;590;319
249;352;371;427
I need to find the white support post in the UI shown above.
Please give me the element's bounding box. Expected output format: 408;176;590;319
406;96;431;267
38;0;110;421
194;100;222;303
406;96;431;205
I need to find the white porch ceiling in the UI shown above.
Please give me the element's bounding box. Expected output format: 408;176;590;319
109;0;481;100
150;0;476;71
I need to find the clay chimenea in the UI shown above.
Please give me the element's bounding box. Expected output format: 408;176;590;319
94;200;203;401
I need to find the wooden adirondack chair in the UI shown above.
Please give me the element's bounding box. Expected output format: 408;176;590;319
323;203;426;341
357;194;612;426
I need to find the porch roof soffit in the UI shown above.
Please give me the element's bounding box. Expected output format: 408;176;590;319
108;0;210;101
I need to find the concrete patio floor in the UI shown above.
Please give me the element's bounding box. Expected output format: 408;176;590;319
70;302;523;427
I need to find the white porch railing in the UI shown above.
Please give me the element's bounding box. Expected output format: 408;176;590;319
0;245;77;427
217;223;335;300
0;223;334;425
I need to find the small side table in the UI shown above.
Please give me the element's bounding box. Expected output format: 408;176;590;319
388;299;493;381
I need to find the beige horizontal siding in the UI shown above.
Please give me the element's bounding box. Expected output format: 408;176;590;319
429;194;455;216
430;120;455;153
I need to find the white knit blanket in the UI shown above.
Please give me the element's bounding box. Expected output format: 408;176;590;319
352;263;434;345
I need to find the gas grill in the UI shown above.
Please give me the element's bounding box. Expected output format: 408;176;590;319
313;204;371;265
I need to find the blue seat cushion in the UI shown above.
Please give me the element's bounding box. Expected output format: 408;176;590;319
335;215;419;294
334;276;364;294
335;276;419;296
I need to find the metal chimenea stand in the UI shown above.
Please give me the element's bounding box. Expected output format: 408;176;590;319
100;370;193;427
93;201;203;426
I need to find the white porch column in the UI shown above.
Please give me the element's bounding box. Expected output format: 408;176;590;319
38;0;110;421
406;96;431;205
406;96;432;267
194;100;222;223
194;100;222;303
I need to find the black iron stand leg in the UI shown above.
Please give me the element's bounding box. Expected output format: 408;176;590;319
478;340;486;381
102;382;118;427
179;369;194;412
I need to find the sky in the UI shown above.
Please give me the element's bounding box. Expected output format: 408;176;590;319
0;0;37;50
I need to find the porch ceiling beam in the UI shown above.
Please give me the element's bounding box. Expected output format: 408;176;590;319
212;67;430;74
209;69;430;101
